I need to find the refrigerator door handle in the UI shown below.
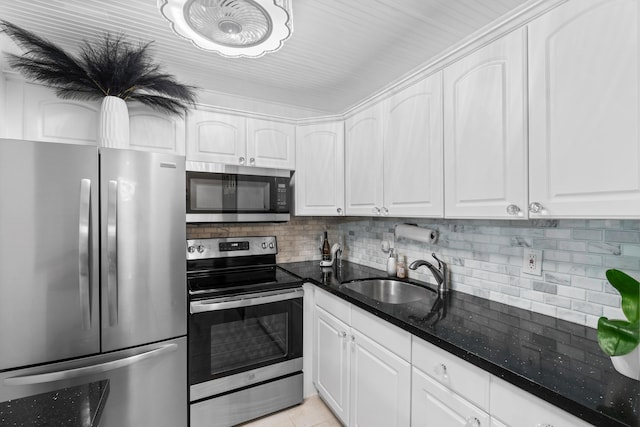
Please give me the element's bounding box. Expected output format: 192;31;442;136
4;343;177;386
78;179;92;330
107;180;118;326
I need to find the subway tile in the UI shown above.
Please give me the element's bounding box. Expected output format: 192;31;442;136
572;229;603;241
588;242;621;255
545;229;571;239
533;281;558;294
604;230;640;243
586;291;620;308
572;276;603;291
571;301;603;316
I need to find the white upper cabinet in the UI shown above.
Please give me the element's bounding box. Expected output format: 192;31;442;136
528;0;640;218
186;109;296;170
11;82;100;145
444;29;528;219
128;105;185;155
4;79;185;154
295;121;345;216
346;72;444;217
247;118;295;169
345;102;385;216
383;74;444;217
186;110;247;165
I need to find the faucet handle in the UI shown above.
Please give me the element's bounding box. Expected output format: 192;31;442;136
431;253;444;270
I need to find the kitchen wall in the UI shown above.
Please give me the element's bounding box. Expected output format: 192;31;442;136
187;217;640;329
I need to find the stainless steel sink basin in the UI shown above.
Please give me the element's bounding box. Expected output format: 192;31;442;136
341;279;435;304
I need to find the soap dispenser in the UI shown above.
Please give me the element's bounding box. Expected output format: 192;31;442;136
386;248;397;276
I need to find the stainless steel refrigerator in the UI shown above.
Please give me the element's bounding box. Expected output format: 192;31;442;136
0;139;187;426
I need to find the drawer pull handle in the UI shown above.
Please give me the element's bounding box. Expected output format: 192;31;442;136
465;417;481;427
436;363;449;380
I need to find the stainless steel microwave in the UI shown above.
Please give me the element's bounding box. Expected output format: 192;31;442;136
186;170;291;223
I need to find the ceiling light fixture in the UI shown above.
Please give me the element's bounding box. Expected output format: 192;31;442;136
158;0;292;58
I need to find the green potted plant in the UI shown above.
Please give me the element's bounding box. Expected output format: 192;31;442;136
597;269;640;380
0;20;196;148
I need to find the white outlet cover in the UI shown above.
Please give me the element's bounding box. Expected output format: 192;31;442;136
522;248;543;276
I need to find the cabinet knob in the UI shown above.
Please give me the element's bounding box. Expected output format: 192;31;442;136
339;331;347;338
337;208;343;215
239;156;245;165
465;417;481;427
528;202;544;214
372;207;381;215
506;204;522;216
436;363;449;380
381;207;389;216
249;157;256;166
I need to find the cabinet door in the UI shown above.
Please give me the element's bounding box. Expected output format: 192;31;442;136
444;29;528;219
314;306;350;425
411;367;490;427
185;110;246;165
21;82;100;145
295;121;345;216
128;106;185;155
528;0;639;218
247;118;295;169
350;329;411;427
345;103;384;216
383;73;444;217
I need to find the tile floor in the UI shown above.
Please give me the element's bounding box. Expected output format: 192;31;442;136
238;395;342;427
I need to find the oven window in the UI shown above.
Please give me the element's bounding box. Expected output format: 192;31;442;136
210;312;287;374
189;297;303;385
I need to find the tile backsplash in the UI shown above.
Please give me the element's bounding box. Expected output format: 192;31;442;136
187;217;640;328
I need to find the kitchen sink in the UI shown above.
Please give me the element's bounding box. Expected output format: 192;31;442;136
341;279;436;304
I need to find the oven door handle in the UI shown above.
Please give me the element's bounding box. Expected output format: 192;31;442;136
190;288;303;313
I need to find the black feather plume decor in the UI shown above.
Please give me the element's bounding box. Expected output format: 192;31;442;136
0;20;197;115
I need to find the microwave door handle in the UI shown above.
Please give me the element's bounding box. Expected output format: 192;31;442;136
78;179;92;330
107;180;118;326
4;343;177;386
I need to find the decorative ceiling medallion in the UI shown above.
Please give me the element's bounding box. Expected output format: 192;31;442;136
158;0;292;58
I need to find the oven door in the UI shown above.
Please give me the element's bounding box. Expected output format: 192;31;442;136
189;288;303;401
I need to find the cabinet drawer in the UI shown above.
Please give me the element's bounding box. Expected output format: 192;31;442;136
490;377;592;427
315;288;350;324
351;305;411;362
412;337;490;411
412;367;490;427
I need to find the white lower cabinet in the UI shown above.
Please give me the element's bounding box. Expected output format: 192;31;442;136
411;367;490;427
490;376;593;427
312;291;596;427
314;305;350;424
313;289;411;427
411;337;490;427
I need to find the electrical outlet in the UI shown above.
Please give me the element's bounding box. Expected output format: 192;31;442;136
522;248;543;276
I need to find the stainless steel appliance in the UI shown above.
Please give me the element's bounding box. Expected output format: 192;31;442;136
0;139;187;427
185;168;291;223
187;236;303;427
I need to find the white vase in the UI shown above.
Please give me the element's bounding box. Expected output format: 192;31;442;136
611;346;640;380
98;96;130;148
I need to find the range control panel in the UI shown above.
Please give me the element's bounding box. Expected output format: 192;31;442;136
186;236;277;260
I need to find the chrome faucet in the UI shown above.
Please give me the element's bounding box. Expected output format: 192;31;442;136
409;253;448;294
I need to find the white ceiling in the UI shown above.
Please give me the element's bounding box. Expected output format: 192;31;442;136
0;0;532;115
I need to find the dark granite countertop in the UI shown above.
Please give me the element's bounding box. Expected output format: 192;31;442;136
0;380;109;427
281;260;639;427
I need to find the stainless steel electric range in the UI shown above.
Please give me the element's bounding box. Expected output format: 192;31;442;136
187;236;303;427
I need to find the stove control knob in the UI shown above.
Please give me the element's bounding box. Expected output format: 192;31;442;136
187;246;196;253
262;242;267;249
196;245;205;253
269;242;274;249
